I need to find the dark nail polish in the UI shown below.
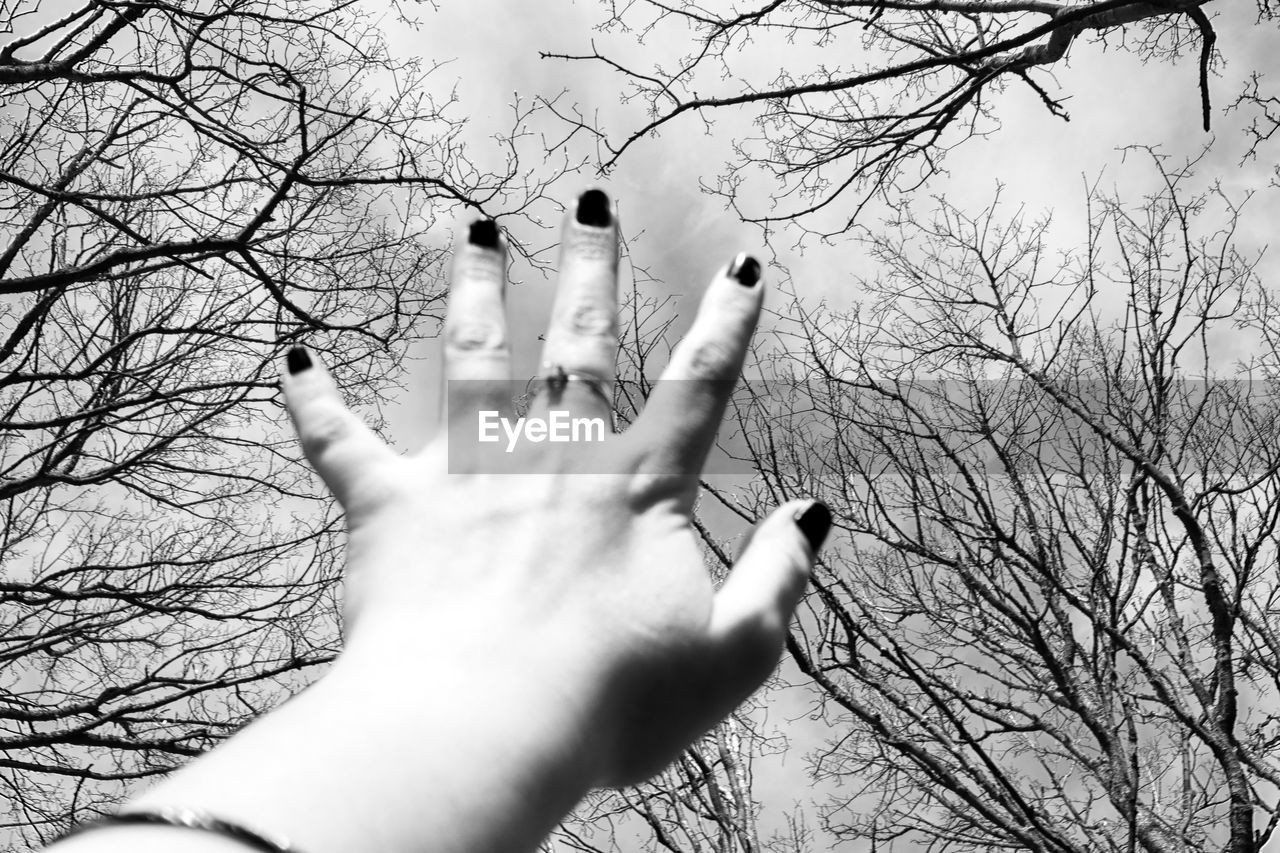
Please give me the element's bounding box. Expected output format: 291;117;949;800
794;501;832;555
468;218;501;249
576;189;612;227
286;346;312;375
729;253;761;287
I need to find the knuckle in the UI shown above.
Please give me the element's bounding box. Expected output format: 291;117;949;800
299;408;353;458
457;267;503;289
447;321;506;352
563;302;617;337
624;468;688;508
685;338;737;379
455;254;504;284
343;469;402;517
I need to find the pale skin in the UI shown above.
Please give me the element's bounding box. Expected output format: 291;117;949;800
47;190;827;853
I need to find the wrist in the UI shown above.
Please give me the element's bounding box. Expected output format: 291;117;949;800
121;648;596;853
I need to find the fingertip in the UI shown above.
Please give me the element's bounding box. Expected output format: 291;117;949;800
767;499;822;599
278;345;344;437
279;344;334;401
454;217;510;276
559;187;620;258
696;251;764;334
714;500;819;630
277;346;395;514
467;217;504;251
286;345;312;375
792;499;832;561
721;253;766;310
706;500;819;699
575;187;615;229
743;501;825;618
727;252;763;289
280;344;319;398
451;217;509;281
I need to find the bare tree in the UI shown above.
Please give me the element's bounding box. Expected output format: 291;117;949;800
0;1;569;847
682;150;1280;853
542;0;1256;232
1235;72;1280;185
547;131;1280;853
548;710;801;853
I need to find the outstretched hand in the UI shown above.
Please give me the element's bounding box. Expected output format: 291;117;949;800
279;189;829;786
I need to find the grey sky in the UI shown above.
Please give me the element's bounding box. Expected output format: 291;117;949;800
385;1;1279;422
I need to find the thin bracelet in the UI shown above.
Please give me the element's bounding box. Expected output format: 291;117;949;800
56;807;300;853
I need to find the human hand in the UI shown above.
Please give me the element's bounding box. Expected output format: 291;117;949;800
46;191;833;853
279;189;831;788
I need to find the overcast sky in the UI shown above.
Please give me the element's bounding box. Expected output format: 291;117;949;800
382;2;1280;447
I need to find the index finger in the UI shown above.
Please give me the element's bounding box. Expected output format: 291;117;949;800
632;253;764;477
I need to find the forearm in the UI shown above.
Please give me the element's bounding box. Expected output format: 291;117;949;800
49;648;597;853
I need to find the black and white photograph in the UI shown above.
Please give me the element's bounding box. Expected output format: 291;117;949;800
2;2;1276;852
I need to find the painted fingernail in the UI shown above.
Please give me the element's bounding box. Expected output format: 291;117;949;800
729;253;761;287
576;189;612;227
794;501;832;555
468;218;501;249
286;346;312;375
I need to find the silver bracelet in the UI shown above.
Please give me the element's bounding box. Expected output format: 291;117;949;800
56;807;300;853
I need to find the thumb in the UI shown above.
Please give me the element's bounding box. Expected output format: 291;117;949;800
706;499;831;696
279;346;395;518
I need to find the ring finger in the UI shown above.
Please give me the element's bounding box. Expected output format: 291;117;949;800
531;189;620;421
